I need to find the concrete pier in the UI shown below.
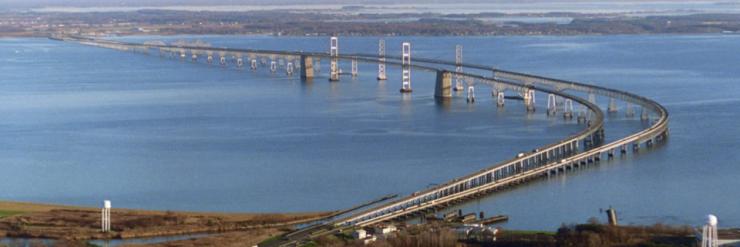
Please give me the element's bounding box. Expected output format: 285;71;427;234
300;55;314;80
434;71;452;99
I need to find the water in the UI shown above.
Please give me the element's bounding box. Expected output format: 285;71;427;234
1;35;739;230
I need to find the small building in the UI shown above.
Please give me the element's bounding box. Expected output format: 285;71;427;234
374;224;397;235
353;229;367;239
362;236;377;245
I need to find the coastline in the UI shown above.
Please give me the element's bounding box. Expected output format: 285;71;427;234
0;200;334;242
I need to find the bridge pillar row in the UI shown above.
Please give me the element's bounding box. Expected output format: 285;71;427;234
300;55;314;80
434;70;453;99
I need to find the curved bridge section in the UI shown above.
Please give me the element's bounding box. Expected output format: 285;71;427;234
55;35;668;229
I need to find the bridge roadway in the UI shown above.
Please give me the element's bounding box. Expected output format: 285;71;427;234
58;36;668;238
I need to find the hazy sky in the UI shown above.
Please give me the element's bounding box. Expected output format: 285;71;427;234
3;0;730;8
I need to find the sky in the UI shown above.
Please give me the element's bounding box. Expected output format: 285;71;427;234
2;0;730;8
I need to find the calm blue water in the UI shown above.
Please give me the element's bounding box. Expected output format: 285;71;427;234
1;35;738;230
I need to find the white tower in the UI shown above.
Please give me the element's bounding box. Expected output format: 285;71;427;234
454;45;464;91
286;62;294;75
467;85;475;103
377;39;387;80
351;57;358;77
400;42;412;93
101;200;111;232
702;214;719;247
329;36;340;81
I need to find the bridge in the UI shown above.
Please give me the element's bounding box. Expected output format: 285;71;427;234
53;34;668;244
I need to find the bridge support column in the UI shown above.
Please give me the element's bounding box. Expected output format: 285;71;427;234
329;36;340;82
608;98;618;113
640;107;649;121
547;94;557;116
454;45;464;92
467;86;475;103
400;42;412;93
378;39;387;80
300;55;314;80
626;102;635;117
524;89;536;112
434;71;452;99
563;99;574;119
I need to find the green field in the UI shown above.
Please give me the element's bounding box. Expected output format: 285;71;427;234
0;210;24;218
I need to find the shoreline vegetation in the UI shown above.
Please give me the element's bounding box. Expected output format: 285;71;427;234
0;200;334;246
4;10;740;38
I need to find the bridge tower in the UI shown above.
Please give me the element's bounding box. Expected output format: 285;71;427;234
400;42;413;93
329;36;340;81
467;85;475;103
377;39;387;80
351;57;358;77
563;99;574;119
608;98;618;112
454;45;464;91
547;94;557;116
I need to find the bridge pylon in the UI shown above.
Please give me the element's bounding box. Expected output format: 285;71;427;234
400;42;412;93
351;57;358;77
563;99;574;119
640;107;649;121
434;71;452;99
286;62;294;75
523;89;536;112
270;60;277;73
608;98;618;113
625;102;635;117
329;36;340;81
300;55;314;80
547;94;557;116
497;91;505;107
454;45;464;92
467;85;475;103
377;39;387;80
